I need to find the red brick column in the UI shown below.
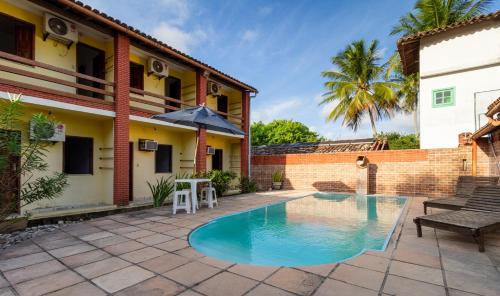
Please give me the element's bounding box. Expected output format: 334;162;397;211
240;91;250;176
113;34;130;206
195;70;208;173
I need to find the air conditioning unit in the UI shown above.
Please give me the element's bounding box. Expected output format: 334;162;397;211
207;146;216;155
43;13;78;47
29;121;65;142
208;81;221;96
147;57;169;78
138;139;158;151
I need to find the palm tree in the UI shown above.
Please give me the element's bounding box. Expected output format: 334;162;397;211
385;54;420;135
392;0;493;36
320;39;397;136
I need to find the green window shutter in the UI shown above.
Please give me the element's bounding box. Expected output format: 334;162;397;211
432;87;455;108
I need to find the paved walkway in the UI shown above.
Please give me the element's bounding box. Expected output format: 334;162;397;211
1;191;499;296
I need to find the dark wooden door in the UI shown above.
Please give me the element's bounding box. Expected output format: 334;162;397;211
76;43;105;99
212;149;223;171
217;95;228;118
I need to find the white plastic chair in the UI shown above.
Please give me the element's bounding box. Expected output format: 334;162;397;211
173;190;191;214
200;187;218;207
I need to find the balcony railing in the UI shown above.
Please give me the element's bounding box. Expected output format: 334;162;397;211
0;51;115;105
129;87;244;128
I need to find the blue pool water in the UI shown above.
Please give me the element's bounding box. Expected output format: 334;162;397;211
189;193;407;266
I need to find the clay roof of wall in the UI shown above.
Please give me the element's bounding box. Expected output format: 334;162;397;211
252;138;387;155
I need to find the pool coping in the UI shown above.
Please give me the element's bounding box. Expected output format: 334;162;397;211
187;192;411;267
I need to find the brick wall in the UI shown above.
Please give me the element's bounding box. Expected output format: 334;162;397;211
113;33;130;206
240;91;250;176
195;70;207;173
252;140;494;197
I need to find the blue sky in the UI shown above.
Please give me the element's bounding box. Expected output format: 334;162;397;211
83;0;499;140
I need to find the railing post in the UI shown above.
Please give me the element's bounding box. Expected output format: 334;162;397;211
241;91;250;177
195;70;208;173
113;33;130;205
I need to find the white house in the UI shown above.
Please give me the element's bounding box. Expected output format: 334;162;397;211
398;11;500;149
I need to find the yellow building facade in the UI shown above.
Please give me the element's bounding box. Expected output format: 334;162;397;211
0;0;255;218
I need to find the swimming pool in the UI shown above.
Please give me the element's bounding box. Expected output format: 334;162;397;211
189;193;407;266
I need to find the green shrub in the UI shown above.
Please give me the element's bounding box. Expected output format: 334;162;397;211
147;176;175;207
206;170;236;197
239;176;257;193
379;132;419;150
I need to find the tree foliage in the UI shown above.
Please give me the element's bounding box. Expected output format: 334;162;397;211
0;94;68;223
251;120;323;146
379;132;420;150
391;0;493;36
320;39;398;137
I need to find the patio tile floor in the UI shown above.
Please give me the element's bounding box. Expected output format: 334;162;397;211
1;191;500;295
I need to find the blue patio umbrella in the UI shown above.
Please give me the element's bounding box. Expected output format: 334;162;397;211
151;105;245;172
151;105;245;136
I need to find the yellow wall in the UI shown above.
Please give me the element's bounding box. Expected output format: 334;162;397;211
0;1;114;100
16;106;114;213
206;86;242;127
206;134;241;175
129;121;196;199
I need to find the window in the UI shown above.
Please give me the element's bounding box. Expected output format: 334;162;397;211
64;136;93;174
130;62;144;90
76;43;105;99
217;95;228;119
432;87;455;108
165;76;181;112
155;144;172;173
212;149;223;170
0;14;34;59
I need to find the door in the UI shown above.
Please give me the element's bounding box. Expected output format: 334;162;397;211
0;131;20;214
77;43;105;99
217;95;228;119
212;149;223;171
165;76;181;112
129;142;133;201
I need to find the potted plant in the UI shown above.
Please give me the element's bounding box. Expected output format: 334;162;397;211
272;170;284;190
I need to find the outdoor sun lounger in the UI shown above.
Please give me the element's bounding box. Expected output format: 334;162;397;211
415;186;500;252
423;176;499;214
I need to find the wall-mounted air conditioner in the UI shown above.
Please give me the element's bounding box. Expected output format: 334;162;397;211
29;121;65;142
139;139;158;151
147;57;169;78
43;13;78;48
207;146;216;155
208;81;221;96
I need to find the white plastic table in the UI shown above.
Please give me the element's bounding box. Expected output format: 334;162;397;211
174;178;213;213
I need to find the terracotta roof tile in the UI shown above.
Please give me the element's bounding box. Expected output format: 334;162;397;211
252;138;387;156
486;97;500;117
56;0;257;92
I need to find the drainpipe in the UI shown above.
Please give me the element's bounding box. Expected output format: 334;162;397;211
472;139;477;176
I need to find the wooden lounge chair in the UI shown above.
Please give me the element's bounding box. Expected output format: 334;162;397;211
423;176;499;214
415;186;500;252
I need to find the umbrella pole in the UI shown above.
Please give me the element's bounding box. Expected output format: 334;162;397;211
193;130;198;175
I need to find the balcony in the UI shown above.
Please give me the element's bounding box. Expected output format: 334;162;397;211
0;51;115;107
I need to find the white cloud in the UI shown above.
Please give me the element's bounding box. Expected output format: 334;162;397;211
152;22;207;53
252;99;302;123
159;0;191;25
241;30;259;42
